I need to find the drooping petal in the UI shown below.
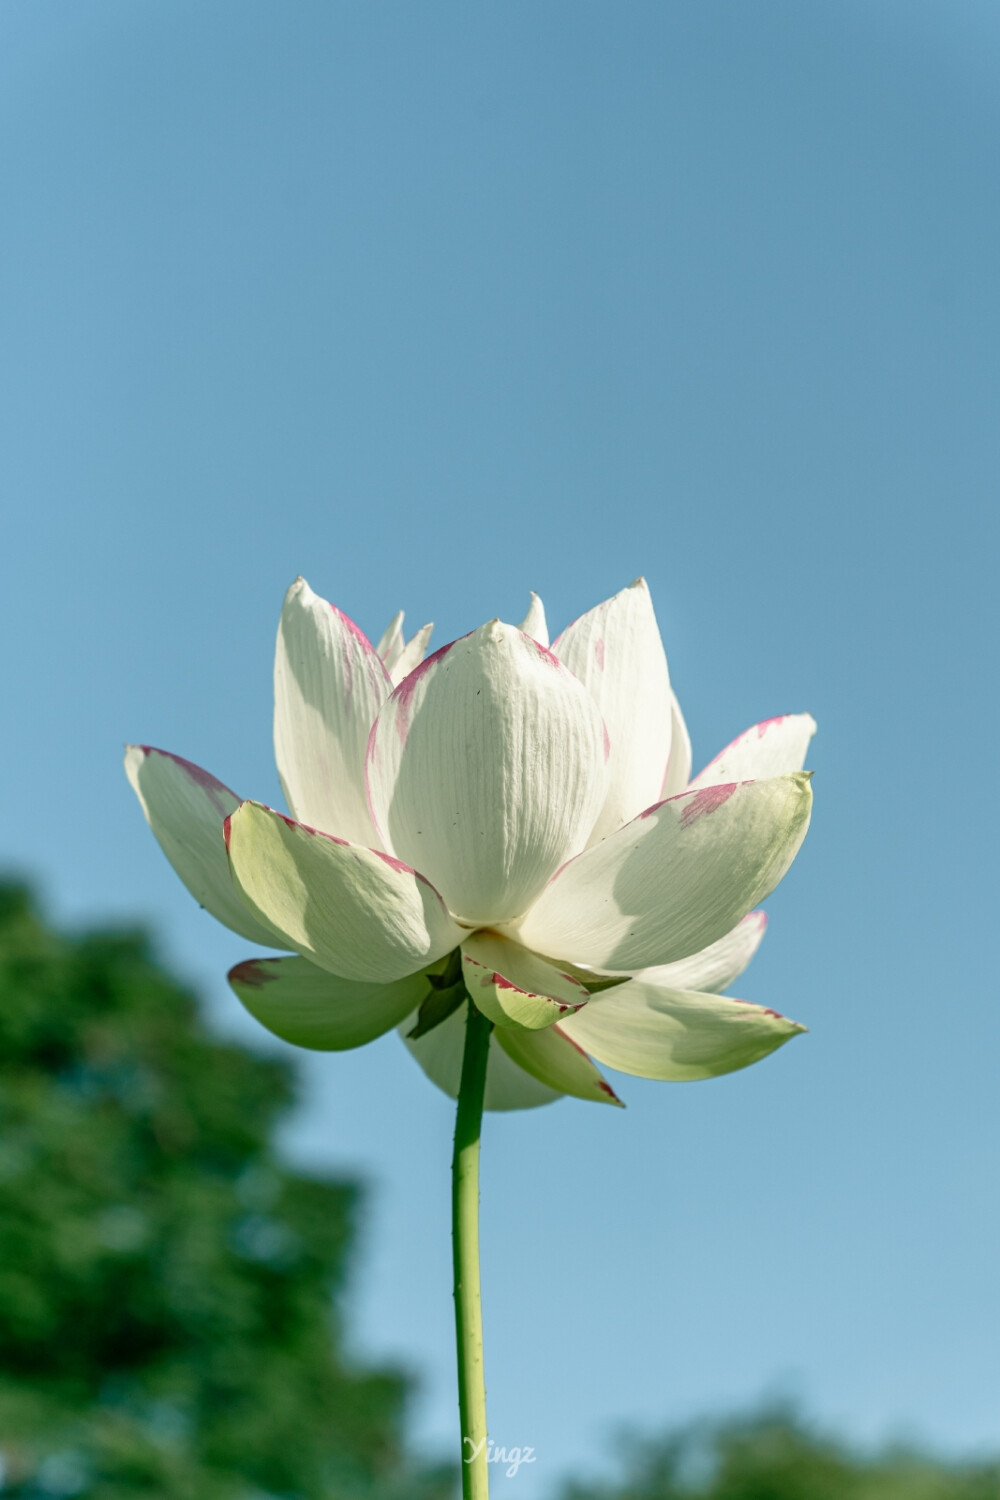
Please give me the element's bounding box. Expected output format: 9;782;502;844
224;801;463;983
390;622;434;685
518;592;549;647
376;610;406;668
553;579;672;844
641;911;768;993
124;745;283;947
460;931;588;1030
228;954;437;1050
366;621;609;925
661;690;693;797
517;774;812;972
402;1002;563;1111
274;577;391;845
495;1024;623;1106
690;713;817;789
559;981;805;1080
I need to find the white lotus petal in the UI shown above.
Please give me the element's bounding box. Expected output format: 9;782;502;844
642;911;767;993
560;981;805;1080
518;774;812;972
495;1024;623;1106
274;577;391;845
402;1002;562;1111
460;931;588;1030
228;954;435;1050
690;713;817;789
124;745;282;948
390;622;434;685
518;592;549;647
224;801;462;983
661;690;693;797
376;610;406;668
554;579;672;844
366;621;609;925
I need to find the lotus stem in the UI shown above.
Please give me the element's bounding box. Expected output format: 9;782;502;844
452;998;493;1499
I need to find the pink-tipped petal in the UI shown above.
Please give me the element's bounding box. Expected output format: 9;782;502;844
366;621;609;925
560;980;805;1081
460;931;588;1030
124;745;283;947
517;774;812;973
274;577;391;845
495;1023;624;1106
228;953;436;1050
690;713;817;789
554;579;673;844
224;801;462;983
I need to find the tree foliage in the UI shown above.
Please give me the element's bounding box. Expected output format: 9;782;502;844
0;882;453;1500
560;1405;1000;1500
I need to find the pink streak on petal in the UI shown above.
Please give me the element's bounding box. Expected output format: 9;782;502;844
229;959;280;990
372;848;416;876
140;746;233;817
756;714;788;739
678;782;738;829
603;723;611;764
594;638;605;671
390;639;456;745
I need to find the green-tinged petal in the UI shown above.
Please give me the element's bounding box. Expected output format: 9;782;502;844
518;592;549;647
690;713;816;788
554;578;673;844
274;577;391;845
124;745;283;948
224;801;463;983
661;689;692;797
228;954;436;1050
518;774;812;972
401;1002;563;1111
495;1024;623;1106
460;931;588;1030
559;981;805;1080
367;621;609;925
641;911;767;993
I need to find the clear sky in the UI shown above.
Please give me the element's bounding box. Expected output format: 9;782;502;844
2;2;998;1492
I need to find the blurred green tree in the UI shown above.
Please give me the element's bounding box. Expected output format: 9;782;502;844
0;882;454;1500
560;1405;1000;1500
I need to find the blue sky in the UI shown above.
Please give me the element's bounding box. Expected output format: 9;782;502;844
2;2;998;1491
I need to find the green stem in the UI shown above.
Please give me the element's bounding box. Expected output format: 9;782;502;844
452;999;494;1499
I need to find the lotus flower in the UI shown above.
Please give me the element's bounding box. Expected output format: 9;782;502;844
125;577;814;1109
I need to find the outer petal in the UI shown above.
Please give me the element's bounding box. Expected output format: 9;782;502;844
390;622;434;685
402;1002;562;1111
224;801;463;983
641;911;768;994
228;954;436;1050
366;621;609;924
274;577;391;845
124;745;282;947
376;610;405;668
560;982;805;1081
690;713;817;789
495;1024;623;1106
661;690;693;798
518;774;812;972
460;931;588;1030
518;592;549;647
553;579;673;844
